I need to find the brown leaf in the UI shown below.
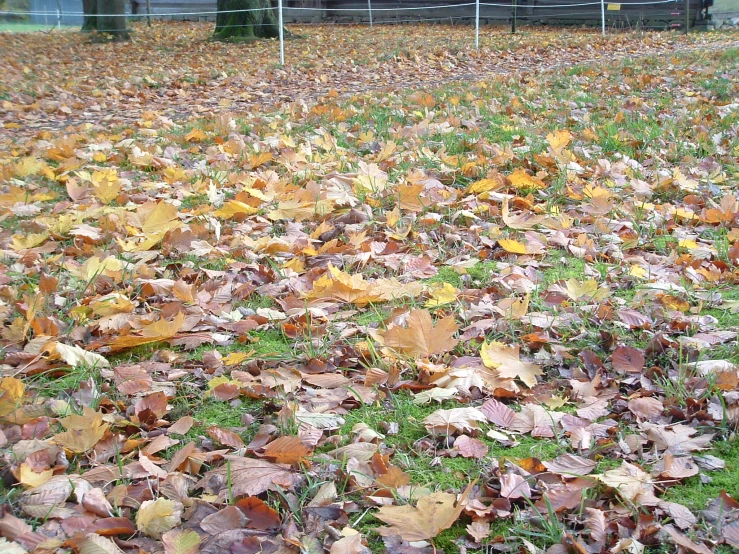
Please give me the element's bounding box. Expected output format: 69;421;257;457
628;397;664;420
200;506;247;534
466;520;490;542
88;517;137;537
235;497;281;530
542;454;596;476
201;456;300;501
330;531;370;554
207;426;245;449
380;309;459;358
660;453;700;480
453;435;488;459
168;416;194;435
583;508;607;543
480;398;515;428
612;346;645;373
660;524;712;554
263;436;311;465
499;473;531;499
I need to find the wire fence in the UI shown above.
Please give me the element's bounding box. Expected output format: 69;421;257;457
1;0;706;62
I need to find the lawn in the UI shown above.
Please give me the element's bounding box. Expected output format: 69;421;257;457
0;22;739;554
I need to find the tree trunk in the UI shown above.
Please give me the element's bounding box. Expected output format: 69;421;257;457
82;0;98;31
214;0;280;41
82;0;130;40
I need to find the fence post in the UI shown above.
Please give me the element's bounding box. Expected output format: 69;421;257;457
278;0;285;65
475;0;479;50
146;0;152;26
368;0;373;29
512;0;516;33
56;8;61;29
600;0;605;35
684;0;689;34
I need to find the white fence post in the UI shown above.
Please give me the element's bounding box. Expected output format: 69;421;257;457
56;8;61;29
278;0;284;65
601;0;606;35
475;0;480;50
368;0;373;29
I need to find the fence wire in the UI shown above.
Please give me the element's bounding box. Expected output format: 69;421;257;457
1;0;709;63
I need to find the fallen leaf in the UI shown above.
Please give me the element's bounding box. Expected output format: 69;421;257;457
380;309;459;359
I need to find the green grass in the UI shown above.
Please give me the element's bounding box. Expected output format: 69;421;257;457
0;22;55;33
426;266;463;288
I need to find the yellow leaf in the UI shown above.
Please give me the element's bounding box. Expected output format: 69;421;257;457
185;128;206;143
116;231;167;252
214;200;260;219
398;183;428;212
222;352;251;366
162;529;201;554
66;256;123;282
134;202;182;235
90;293;135;317
425;282;458;308
673;208;698;221
136;498;182;539
498;239;528;254
678;239;698;249
386;206;401;228
496;294;529;320
10;232;49;251
547;129;572;151
508;168;546;190
163;167;188;184
13;156;44;178
19;463;53;488
92;152;108;163
630;265;647;278
480;341;542;388
92;172;121;204
564;279;606;301
107;312;185;352
51;406;109;453
0;377;25;419
466;178;502;195
660;295;690;312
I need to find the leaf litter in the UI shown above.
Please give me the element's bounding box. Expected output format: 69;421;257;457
0;22;739;554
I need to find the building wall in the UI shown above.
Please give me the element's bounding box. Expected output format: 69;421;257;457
709;0;739;27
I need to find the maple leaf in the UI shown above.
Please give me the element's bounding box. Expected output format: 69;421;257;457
374;483;473;541
423;407;487;435
0;377;25;420
106;312;185;352
508;168;546;190
425;282;458;307
51;406;109;453
379;309;459;358
480;341;542;387
595;462;659;505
